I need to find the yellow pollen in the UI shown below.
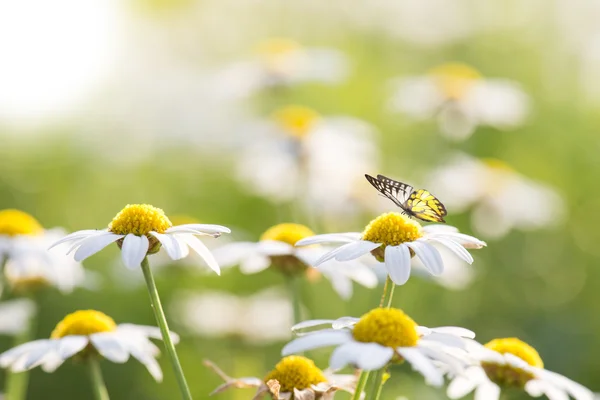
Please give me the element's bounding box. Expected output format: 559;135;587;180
263;356;327;393
51;310;117;339
0;209;43;236
260;223;315;246
272;105;320;139
108;204;172;236
352;308;419;348
429;62;481;100
362;212;422;248
485;338;544;368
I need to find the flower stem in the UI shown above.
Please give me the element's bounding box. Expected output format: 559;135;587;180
286;275;302;325
5;304;35;400
140;257;193;400
369;368;387;400
379;276;396;308
350;370;370;400
88;359;110;400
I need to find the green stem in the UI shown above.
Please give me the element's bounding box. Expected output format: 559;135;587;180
140;257;193;400
350;370;370;400
379;276;396;308
369;368;387;400
5;304;35;400
88;359;110;400
286;275;302;325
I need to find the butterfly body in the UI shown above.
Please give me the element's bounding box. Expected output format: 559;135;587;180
365;174;447;223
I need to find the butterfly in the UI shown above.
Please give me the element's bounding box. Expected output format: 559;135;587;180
365;174;447;223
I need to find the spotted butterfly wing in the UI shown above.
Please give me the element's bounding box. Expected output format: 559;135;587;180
365;174;413;209
405;189;447;223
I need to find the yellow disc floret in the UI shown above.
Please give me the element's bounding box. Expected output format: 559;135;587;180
260;223;315;246
429;62;481;100
272;105;320;139
362;212;422;247
352;308;419;348
108;204;172;236
0;209;43;236
51;310;117;339
482;338;543;388
264;356;327;393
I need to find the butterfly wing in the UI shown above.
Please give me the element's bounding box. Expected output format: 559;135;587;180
365;174;413;208
405;189;447;223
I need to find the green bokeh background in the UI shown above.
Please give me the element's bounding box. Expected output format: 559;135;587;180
0;1;598;399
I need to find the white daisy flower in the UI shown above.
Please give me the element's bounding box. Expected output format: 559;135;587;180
447;337;594;400
204;355;356;400
49;204;230;271
282;308;475;387
295;212;485;286
428;154;565;238
171;288;293;344
389;63;529;140
0;299;36;336
235;105;379;217
215;38;348;99
212;223;378;300
0;309;176;382
0;209;89;294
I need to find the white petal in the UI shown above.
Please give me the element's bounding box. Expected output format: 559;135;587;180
282;330;352;355
430;326;476;339
334;241;381;262
179;235;220;275
538;370;595;400
120;234;150;269
166;224;231;235
48;230;102;250
384;245;411;285
423;225;459;234
474;381;501;400
40;353;65;372
211;242;258;268
90;333;130;363
329;341;392;370
240;255;271;274
526;380;569;400
447;366;487;398
420;333;466;349
15;342;58;372
117;324;179;344
331;317;360;330
0;340;51;367
326;273;353;300
56;336;88;359
73;232;123;262
120;338;163;382
315;241;380;266
295;233;362;246
257;240;294;256
427;237;474;264
434;232;486;249
397;347;444;387
407;241;444;275
292;320;337;332
149;232;183;260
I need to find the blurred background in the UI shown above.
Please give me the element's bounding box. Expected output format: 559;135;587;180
0;0;599;398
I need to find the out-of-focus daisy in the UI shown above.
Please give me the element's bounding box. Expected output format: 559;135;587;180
283;308;475;387
235;105;379;216
389;63;529;140
0;209;89;294
171;288;293;344
212;223;378;300
50;204;230;271
428;154;565;238
0;309;175;382
296;212;485;286
447;337;594;400
0;299;35;336
215;38;348;99
205;355;356;399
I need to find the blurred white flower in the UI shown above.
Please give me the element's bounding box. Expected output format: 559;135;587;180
235;105;380;217
214;38;349;99
428;154;565;238
447;338;594;400
0;299;36;336
172;288;292;344
389;63;529;140
0;209;90;294
213;223;378;300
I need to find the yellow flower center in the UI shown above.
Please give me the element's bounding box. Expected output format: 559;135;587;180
108;204;172;236
361;213;423;258
352;308;419;348
482;338;544;388
9;276;50;294
263;356;327;393
51;310;117;339
257;38;301;57
260;223;315;246
0;209;43;236
272;105;320;139
429;62;481;100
